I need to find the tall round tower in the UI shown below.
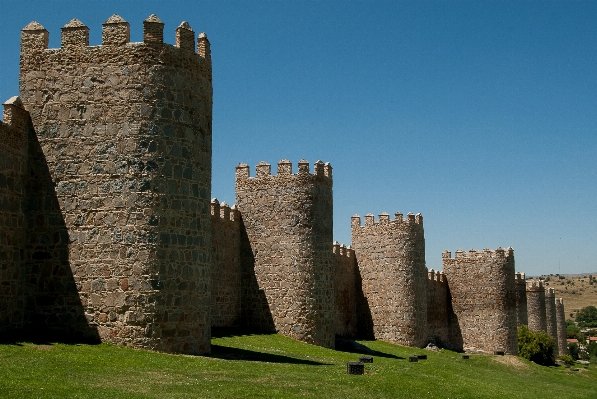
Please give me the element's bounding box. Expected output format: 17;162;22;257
515;272;528;326
545;288;559;355
19;15;213;354
235;160;335;348
526;280;547;333
555;298;567;356
442;248;517;354
351;212;427;347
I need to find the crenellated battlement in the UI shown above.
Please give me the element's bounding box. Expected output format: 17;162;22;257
211;198;239;224
526;280;544;291
555;298;564;305
545;287;555;297
235;159;332;181
442;246;514;260
0;96;31;151
21;15;210;59
515;272;526;281
333;241;354;258
351;211;423;230
427;268;446;283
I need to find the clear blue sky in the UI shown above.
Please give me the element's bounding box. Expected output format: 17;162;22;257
1;1;596;276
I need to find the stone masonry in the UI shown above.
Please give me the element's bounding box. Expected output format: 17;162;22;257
18;15;213;353
526;280;547;333
514;272;528;327
235;160;335;348
0;97;31;334
351;212;427;347
0;13;569;356
333;242;358;338
545;287;558;355
555;298;567;356
442;248;517;354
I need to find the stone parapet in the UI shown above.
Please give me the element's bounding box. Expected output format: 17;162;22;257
555;298;567;356
515;272;528;327
545;288;558;355
333;242;357;338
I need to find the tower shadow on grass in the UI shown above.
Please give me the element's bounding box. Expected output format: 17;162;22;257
335;339;405;360
209;344;331;365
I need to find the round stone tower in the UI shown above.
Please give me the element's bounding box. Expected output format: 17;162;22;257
545;287;559;355
555;298;567;356
442;248;517;354
235;159;335;348
19;15;213;354
515;272;528;326
526;280;547;333
351;212;427;347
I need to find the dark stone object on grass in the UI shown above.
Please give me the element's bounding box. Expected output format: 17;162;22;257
346;361;364;375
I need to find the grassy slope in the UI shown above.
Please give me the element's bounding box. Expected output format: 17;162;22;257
0;332;595;399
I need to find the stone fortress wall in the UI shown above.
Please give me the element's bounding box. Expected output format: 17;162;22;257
0;13;568;356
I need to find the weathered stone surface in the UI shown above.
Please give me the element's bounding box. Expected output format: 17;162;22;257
427;269;449;348
18;17;213;353
515;272;528;326
526;280;546;333
555;298;567;356
333;242;357;338
545;288;558;355
442;248;518;355
210;200;241;327
235;160;335;348
351;212;427;348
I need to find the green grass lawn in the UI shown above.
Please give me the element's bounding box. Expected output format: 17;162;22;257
0;330;594;398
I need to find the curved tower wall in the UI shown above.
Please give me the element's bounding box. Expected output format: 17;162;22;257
526;280;547;333
545;287;558;355
351;212;427;347
555;298;567;356
235;160;335;348
442;248;517;354
19;16;213;353
427;269;449;347
333;243;358;338
515;272;528;326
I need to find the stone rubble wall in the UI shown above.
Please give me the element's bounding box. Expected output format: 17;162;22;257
515;272;528;327
544;288;558;355
442;248;518;354
333;242;357;338
18;15;213;354
0;98;30;334
351;212;428;348
210;199;241;327
235;159;335;348
555;298;567;356
426;269;449;347
526;280;546;333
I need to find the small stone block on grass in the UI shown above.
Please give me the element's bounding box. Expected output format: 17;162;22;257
416;354;427;360
346;361;364;375
359;355;373;363
409;356;419;362
494;351;505;356
462;355;470;360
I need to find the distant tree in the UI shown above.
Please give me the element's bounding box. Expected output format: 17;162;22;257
587;342;597;363
518;325;555;366
576;306;597;327
566;321;581;340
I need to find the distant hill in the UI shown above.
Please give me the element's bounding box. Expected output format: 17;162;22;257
539;273;597;320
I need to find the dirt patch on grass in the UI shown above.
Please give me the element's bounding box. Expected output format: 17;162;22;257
35;345;53;351
491;355;529;370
